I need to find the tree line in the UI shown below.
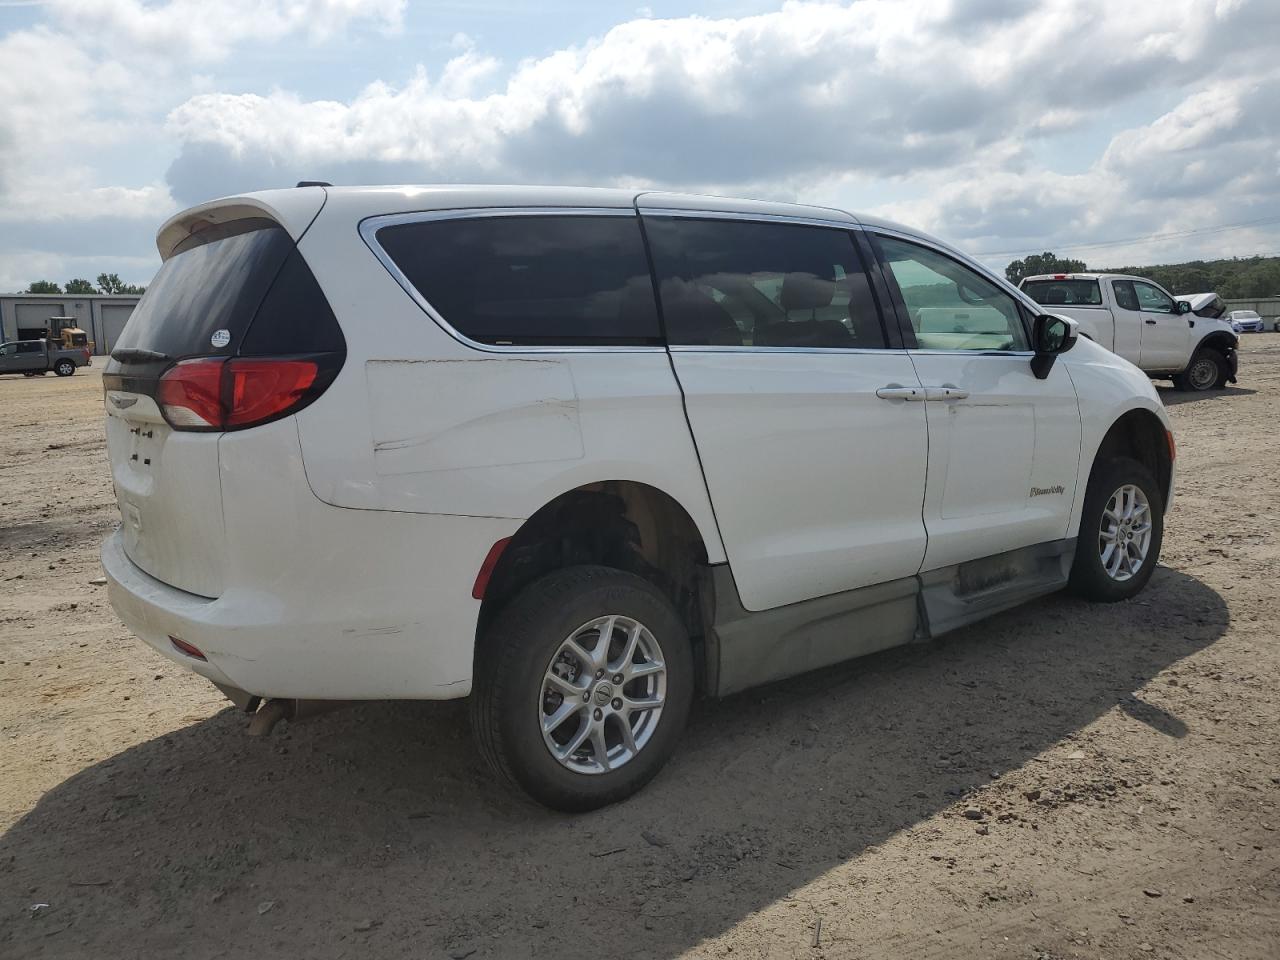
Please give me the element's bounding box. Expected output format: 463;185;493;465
24;274;146;295
1005;252;1280;299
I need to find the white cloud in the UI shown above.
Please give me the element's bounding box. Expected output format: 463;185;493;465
0;0;406;287
5;0;1280;289
161;1;1280;195
46;0;405;60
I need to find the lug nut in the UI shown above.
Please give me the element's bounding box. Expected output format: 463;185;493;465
596;669;605;679
593;708;603;720
612;698;622;709
613;674;623;684
582;691;590;701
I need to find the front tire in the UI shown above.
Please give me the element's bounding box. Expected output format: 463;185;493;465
54;360;75;377
1069;457;1164;602
1173;347;1226;391
470;566;694;812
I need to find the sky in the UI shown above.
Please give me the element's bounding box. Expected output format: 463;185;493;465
1;0;1278;291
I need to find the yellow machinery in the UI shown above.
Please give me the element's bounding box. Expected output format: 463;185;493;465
48;316;94;354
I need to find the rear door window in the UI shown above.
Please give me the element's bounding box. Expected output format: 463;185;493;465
374;215;661;347
643;217;886;349
1022;278;1101;306
1112;280;1140;312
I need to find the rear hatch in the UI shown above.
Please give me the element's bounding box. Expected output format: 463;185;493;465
104;216;345;597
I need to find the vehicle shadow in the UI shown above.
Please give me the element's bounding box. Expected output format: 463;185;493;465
1158;385;1256;406
0;566;1228;959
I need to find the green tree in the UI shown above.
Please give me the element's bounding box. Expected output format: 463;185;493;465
95;272;146;295
96;272;124;294
65;278;96;294
26;280;62;294
1004;252;1088;285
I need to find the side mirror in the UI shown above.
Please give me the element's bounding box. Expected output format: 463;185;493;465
1031;313;1078;379
1176;300;1192;314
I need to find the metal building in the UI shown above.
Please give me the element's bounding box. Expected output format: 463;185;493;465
0;293;141;356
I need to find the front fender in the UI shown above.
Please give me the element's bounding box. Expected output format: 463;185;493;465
1063;341;1174;533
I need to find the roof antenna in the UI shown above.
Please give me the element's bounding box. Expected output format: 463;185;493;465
296;180;332;188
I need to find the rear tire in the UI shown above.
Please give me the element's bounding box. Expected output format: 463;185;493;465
470;565;694;812
54;360;75;377
1069;457;1163;603
1173;347;1226;391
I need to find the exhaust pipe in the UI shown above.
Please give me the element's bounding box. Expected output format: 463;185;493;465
247;698;294;736
245;697;354;736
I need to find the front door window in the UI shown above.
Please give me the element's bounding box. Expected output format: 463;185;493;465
876;236;1029;352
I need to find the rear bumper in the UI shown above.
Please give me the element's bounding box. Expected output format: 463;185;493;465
102;516;508;700
103;531;239;689
101;418;521;700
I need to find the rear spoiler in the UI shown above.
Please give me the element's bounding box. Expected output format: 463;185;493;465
155;187;328;260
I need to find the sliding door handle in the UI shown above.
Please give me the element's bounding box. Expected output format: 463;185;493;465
876;384;925;401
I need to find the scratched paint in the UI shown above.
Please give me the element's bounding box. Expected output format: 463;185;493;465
365;357;584;476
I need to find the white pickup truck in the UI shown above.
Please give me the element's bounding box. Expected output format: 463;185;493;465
1020;273;1238;392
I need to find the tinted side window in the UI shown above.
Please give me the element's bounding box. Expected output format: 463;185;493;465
877;236;1029;351
644;217;885;349
1134;281;1175;313
17;342;43;354
376;215;660;346
1113;280;1140;312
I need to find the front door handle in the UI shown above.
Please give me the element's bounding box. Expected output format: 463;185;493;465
1145;319;1157;325
876;384;925;401
924;385;969;401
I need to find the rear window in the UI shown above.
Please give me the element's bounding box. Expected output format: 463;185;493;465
374;215;661;346
1022;278;1102;307
109;218;343;365
112;219;289;360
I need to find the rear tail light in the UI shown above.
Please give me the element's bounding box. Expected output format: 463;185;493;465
158;356;336;431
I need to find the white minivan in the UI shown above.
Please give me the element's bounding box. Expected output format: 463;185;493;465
102;185;1174;810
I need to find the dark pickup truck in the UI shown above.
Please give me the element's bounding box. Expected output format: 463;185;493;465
0;339;92;377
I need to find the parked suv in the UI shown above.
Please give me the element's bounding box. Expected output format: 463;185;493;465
102;186;1175;810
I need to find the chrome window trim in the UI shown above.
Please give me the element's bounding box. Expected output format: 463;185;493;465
667;345;910;356
359;207;666;355
641;207;859;231
907;348;1035;358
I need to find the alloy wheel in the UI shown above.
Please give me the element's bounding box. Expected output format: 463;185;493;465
539;615;667;775
1099;483;1153;582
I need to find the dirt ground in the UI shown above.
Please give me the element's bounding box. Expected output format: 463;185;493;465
1;341;1278;960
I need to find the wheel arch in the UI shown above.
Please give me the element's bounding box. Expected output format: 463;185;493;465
1085;408;1173;510
1190;330;1237;366
475;480;715;684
